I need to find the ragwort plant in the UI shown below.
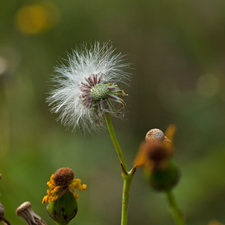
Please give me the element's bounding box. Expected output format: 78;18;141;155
44;42;185;225
0;42;193;225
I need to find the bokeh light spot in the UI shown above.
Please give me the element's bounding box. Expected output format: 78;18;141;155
14;2;60;34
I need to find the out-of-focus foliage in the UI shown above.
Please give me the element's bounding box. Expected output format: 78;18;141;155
0;0;225;225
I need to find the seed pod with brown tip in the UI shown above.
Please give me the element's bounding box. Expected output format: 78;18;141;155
135;127;179;191
42;168;86;225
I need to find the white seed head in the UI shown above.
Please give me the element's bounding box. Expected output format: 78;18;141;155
47;42;130;133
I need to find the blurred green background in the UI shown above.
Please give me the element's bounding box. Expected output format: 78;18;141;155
1;0;225;225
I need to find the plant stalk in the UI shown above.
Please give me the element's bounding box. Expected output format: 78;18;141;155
105;113;127;172
121;168;135;225
105;113;135;225
165;190;186;225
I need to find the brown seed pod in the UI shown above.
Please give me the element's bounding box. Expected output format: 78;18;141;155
53;167;74;187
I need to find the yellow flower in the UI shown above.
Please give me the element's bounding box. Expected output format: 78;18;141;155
42;168;87;204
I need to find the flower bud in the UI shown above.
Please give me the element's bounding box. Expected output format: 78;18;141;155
148;161;179;191
42;168;86;225
47;191;78;225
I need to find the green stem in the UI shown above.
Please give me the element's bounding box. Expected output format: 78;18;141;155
165;190;186;225
105;113;136;225
121;169;135;225
105;112;127;172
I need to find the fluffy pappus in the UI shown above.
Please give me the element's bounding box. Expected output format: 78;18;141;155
47;42;131;133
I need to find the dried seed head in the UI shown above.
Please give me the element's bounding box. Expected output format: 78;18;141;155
0;203;11;225
145;128;165;142
16;202;32;217
16;202;32;216
0;203;4;219
16;202;46;225
53;168;74;187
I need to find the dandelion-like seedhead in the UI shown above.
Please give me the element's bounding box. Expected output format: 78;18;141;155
47;42;130;133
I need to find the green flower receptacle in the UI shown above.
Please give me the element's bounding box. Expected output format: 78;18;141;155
149;161;179;191
47;191;78;225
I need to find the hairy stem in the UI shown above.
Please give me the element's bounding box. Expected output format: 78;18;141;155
121;166;136;225
105;113;127;172
166;190;186;225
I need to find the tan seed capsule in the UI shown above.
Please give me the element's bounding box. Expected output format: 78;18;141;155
145;128;165;142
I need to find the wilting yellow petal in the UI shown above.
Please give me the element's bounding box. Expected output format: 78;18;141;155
165;124;176;141
71;179;87;191
133;144;148;167
42;173;86;204
164;124;176;155
42;195;48;204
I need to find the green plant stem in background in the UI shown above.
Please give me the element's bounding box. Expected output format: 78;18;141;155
105;113;135;225
166;190;186;225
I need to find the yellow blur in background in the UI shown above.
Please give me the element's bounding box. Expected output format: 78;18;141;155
1;0;225;225
14;2;60;34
